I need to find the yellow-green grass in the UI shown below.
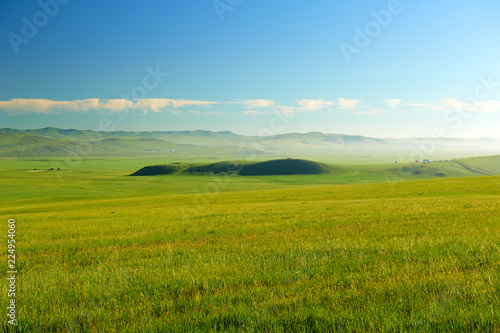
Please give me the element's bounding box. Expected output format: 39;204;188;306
1;156;497;203
1;175;499;332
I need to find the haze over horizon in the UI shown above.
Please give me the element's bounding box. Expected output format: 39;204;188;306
0;124;500;141
1;0;500;138
2;126;500;141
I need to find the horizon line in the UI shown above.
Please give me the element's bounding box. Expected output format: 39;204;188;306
1;126;499;141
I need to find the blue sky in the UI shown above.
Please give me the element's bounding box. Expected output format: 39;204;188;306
1;0;499;138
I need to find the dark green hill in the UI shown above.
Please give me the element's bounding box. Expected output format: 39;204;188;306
129;159;330;176
183;161;244;175
239;158;331;176
129;164;184;176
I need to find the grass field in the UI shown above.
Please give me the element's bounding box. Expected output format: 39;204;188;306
1;153;500;332
1;155;498;202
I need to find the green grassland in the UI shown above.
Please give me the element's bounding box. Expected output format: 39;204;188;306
1;155;499;203
1;174;499;332
1;154;499;332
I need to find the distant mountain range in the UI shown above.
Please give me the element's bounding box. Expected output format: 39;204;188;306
0;127;498;157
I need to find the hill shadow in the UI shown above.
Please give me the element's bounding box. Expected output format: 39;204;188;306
238;158;330;176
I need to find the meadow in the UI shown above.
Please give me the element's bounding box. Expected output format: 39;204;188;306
1;155;498;202
1;156;499;332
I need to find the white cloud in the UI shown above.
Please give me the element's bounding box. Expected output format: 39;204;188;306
443;98;500;113
0;98;102;114
7;97;496;120
385;99;402;108
296;98;335;111
356;109;381;115
276;105;299;115
204;111;223;116
407;99;500;113
242;110;266;116
241;99;274;108
293;98;361;113
99;99;136;112
170;99;218;108
0;98;218;115
188;110;223;116
472;100;500;113
442;98;464;110
276;98;356;115
336;98;360;110
405;102;445;111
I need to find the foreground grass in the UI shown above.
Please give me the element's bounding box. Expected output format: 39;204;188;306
1;176;499;332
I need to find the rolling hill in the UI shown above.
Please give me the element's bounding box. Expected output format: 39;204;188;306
129;156;500;183
131;159;332;176
0;127;499;158
0;132;209;156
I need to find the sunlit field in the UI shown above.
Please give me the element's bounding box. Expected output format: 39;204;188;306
1;167;499;332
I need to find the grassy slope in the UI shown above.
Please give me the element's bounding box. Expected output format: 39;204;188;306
0;176;499;332
130;156;498;180
1;156;499;203
456;155;500;175
2;128;499;161
0;128;245;156
0;133;218;156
